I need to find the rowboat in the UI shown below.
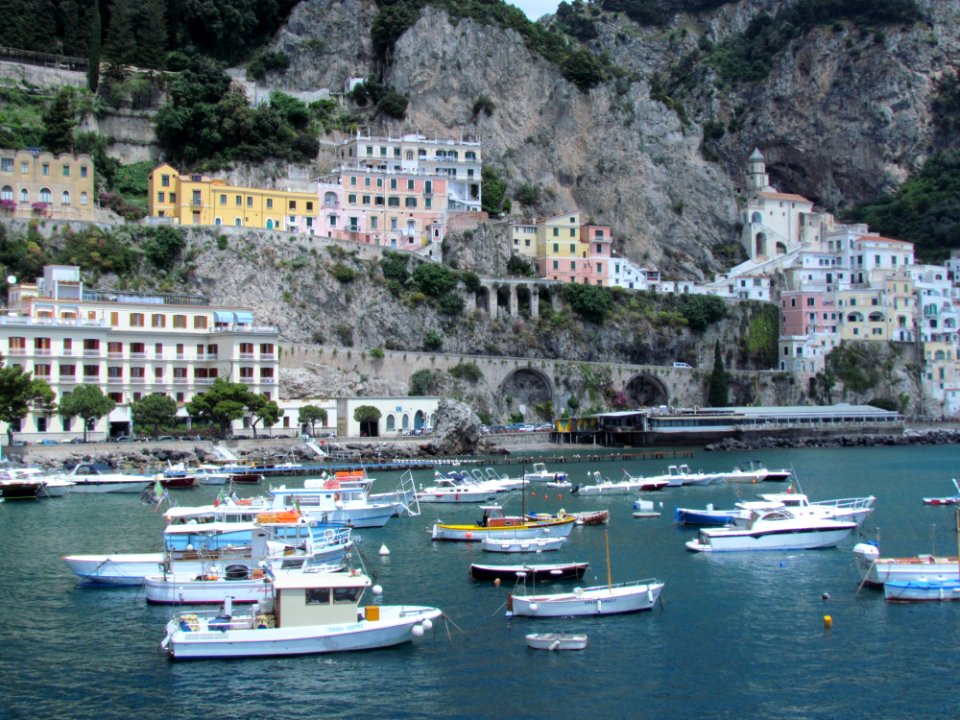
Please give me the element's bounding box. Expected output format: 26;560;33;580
480;536;566;553
922;478;960;505
525;633;588;651
470;561;589;583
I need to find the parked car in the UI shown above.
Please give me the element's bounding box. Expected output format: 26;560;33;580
156;436;175;441
67;438;87;444
672;362;693;369
38;439;60;445
115;435;139;442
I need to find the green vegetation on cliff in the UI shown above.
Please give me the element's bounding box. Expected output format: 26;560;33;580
844;151;960;263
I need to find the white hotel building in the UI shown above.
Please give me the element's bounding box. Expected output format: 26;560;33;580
1;265;280;442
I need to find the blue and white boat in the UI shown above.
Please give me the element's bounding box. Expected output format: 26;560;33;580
674;504;738;527
884;578;960;602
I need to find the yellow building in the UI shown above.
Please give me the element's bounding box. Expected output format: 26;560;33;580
0;149;95;222
837;288;887;341
148;164;319;233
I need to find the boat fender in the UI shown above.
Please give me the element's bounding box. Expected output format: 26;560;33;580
557;508;567;520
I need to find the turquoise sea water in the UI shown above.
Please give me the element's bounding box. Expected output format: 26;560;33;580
2;444;960;720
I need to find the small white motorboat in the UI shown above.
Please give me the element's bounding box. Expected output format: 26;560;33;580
523;463;569;485
481;536;567;553
525;633;588;651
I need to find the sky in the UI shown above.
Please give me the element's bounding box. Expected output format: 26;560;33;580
511;0;560;20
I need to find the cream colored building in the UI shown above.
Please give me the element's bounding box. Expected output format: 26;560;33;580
0;149;95;222
1;265;280;441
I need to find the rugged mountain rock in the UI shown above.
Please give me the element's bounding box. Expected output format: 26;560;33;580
262;0;959;277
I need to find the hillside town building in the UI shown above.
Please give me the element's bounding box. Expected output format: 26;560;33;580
0;148;95;222
0;265;281;441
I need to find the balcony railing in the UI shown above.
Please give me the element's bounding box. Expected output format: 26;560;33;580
33;348;51;355
130;352;147;360
83;349;101;357
259;377;276;384
107;352;123;359
239;353;255;360
173;377;189;384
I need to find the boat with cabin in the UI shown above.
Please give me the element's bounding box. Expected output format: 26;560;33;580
685;508;858;552
159;571;442;659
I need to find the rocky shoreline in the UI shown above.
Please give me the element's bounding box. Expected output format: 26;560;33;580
704;427;960;452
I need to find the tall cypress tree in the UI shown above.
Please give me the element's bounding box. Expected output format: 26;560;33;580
87;0;101;91
104;0;135;66
134;0;168;69
708;340;729;407
41;89;77;153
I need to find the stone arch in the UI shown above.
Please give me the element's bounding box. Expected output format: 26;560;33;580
624;373;669;408
775;241;787;255
754;232;766;257
477;285;491;314
516;285;532;317
499;367;553;417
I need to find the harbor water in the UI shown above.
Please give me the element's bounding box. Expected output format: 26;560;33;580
2;444;960;720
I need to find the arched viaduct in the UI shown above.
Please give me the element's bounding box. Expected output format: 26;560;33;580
281;346;783;415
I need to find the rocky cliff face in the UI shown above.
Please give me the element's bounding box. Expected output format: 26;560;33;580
263;0;960;277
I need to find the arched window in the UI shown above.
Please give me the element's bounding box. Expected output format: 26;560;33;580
61;190;70;205
265;219;273;229
401;414;410;430
20;188;28;202
847;312;864;323
234;218;242;226
39;187;51;203
405;151;413;160
868;312;885;322
751;211;762;223
775;241;787;255
214;217;222;226
79;192;88;205
754;232;765;256
934;350;947;361
386;414;396;431
1;185;12;200
324;191;337;206
414;410;425;429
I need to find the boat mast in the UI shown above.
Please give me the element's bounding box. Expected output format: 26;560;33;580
604;528;612;589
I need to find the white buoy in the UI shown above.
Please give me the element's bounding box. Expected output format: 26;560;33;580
412;624;425;637
372;584;383;595
379;544;390;556
422;619;433;631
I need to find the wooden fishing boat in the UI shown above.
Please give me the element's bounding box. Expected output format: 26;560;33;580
470;561;589;583
431;505;576;542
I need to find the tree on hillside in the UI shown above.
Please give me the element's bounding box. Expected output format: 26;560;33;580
41;90;77;154
59;384;115;442
0;365;55;445
104;0;136;68
707;340;729;407
134;0;168;69
185;378;254;437
88;0;101;92
131;393;178;437
298;404;328;436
